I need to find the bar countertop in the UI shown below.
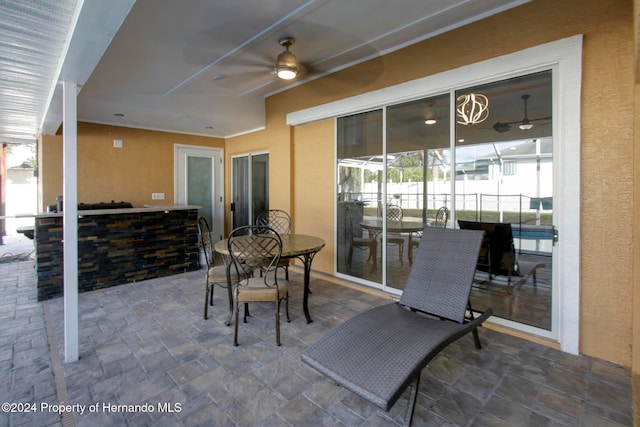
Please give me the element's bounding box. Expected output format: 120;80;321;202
35;204;201;218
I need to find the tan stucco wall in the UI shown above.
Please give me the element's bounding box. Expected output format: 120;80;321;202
241;0;635;366
39;122;224;208
39;0;636;371
291;119;335;273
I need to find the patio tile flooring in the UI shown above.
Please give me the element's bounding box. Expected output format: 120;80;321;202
0;257;633;426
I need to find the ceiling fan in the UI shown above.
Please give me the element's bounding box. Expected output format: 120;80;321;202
274;37;302;80
492;94;551;133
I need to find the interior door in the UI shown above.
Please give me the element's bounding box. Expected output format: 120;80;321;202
175;145;223;240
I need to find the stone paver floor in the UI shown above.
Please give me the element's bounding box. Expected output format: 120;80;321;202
0;256;633;426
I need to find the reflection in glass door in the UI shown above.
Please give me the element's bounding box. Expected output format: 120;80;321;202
386;94;451;290
455;71;554;331
336;110;383;284
335;70;556;334
231;153;269;229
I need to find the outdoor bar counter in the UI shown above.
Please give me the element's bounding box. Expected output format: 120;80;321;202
35;204;200;301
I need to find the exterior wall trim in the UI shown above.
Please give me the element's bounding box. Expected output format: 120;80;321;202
288;35;583;354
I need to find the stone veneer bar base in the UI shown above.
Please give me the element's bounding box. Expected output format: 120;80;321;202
35;207;199;301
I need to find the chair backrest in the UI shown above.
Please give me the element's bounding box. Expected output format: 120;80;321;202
256;210;291;234
399;227;484;323
386;203;403;221
435;207;449;228
345;206;365;239
227;225;283;284
197;216;213;267
457;220;516;276
344;206;355;239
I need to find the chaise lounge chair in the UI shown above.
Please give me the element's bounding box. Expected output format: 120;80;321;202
301;227;492;426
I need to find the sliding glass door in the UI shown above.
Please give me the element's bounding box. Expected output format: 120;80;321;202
336;110;383;284
231;153;269;229
336;70;556;334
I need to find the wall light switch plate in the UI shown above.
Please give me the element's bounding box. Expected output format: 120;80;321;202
151;193;165;200
113;139;123;148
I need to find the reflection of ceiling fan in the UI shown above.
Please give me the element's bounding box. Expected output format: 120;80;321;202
492;94;551;133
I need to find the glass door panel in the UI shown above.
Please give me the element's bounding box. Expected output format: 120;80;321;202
454;70;554;330
232;156;249;229
251;153;269;221
386;95;450;290
187;156;213;227
336;110;383;283
231;153;269;229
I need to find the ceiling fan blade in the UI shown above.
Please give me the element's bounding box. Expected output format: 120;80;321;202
492;122;512;133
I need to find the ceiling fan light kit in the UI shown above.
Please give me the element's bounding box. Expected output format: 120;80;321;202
275;37;299;80
519;120;533;130
424;102;437;125
518;94;533;130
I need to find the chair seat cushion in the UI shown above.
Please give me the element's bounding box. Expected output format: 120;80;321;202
352;237;376;246
207;265;244;284
236;278;289;301
387;236;404;244
301;303;470;411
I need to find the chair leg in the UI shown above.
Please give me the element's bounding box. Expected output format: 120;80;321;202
204;284;210;320
285;293;290;322
275;300;281;346
404;374;420;427
347;245;353;266
210;283;215;306
467;302;483;350
233;301;240;346
370;244;377;272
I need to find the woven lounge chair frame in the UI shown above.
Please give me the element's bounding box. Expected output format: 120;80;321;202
301;228;492;426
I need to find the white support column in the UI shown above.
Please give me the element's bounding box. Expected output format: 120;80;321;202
62;81;79;362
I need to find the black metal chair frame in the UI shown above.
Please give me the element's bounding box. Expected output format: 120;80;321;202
345;206;377;270
256;209;292;279
382;203;405;265
227;225;290;346
198;216;237;323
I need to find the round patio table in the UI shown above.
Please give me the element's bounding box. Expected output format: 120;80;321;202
214;234;325;323
361;220;425;265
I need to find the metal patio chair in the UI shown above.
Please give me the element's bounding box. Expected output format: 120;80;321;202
227;225;290;346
